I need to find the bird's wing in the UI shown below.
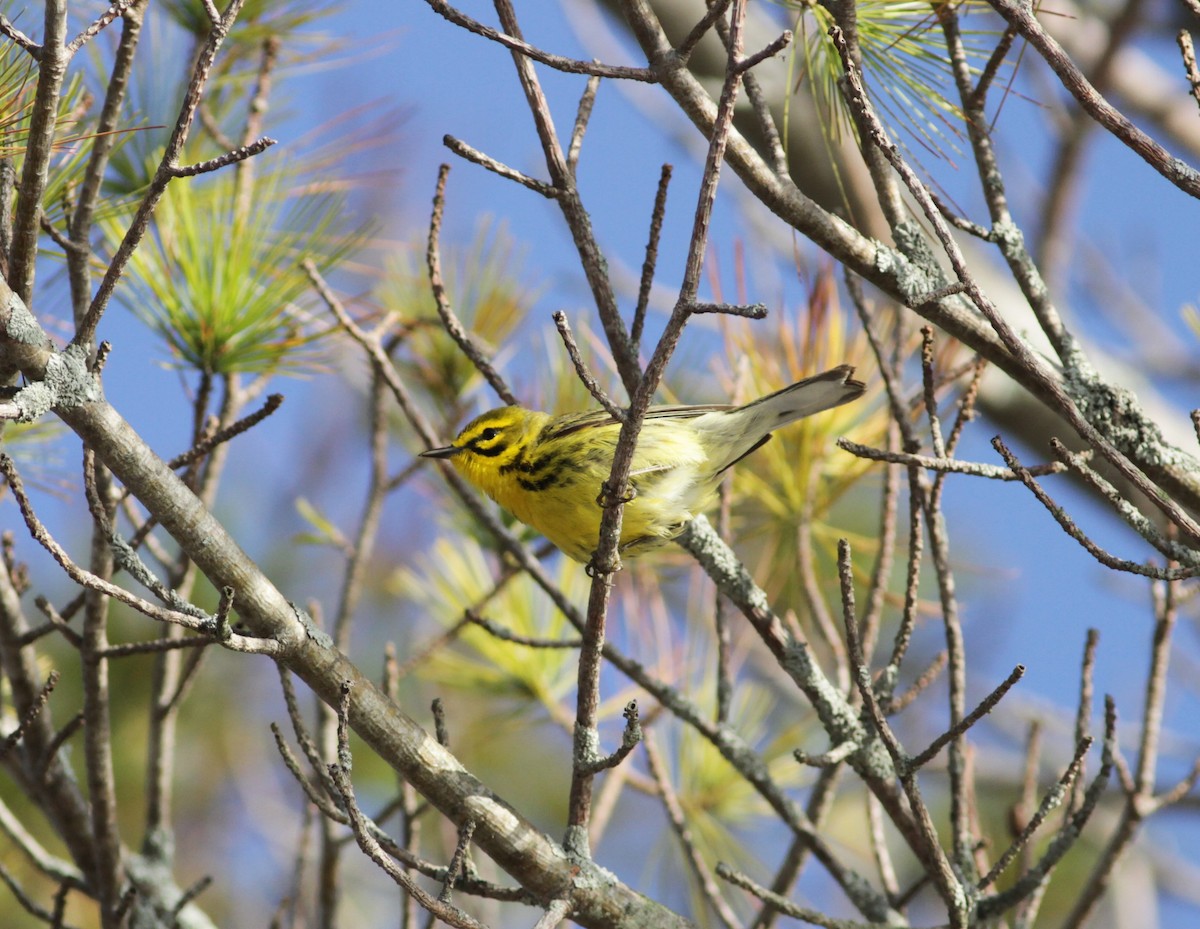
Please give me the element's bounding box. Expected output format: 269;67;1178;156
543;403;731;441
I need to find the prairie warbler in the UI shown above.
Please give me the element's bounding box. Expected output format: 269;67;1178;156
421;365;864;562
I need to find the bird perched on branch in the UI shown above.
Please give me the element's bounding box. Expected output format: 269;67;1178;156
422;365;864;563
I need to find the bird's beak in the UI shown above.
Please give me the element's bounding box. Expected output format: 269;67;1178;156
420;445;461;460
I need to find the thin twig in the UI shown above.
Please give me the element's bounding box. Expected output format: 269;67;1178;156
332;365;389;651
689;301;767;318
40;215;80;254
8;1;68;299
552;311;625;420
839;539;962;914
838;438;1067;480
909;665;1024;769
927;191;993;239
235;35;280;221
0;797;86;888
426;165;519;405
794;741;859;768
920;327;946;459
644;733;739;929
575;701;641;777
982;0;1200;198
429;697;450;749
34;717;85;789
167;393;283;471
1180;30;1200;111
676;0;731;62
886;651;948;715
631;164;672;352
746;765;844;929
829;0;908;229
442;135;558;197
0;866;71;927
717;863;907;929
0;15;40;57
979;736;1091;890
0;671;59;760
0;455;279;653
1059;562;1181;928
1152;759;1200;810
170;137;275;178
867;793;900;903
466;610;582;648
531;898;571;929
1070;629;1100;815
567;74;601;176
797;466;847;689
735;30;792;74
169;875;213;920
423;0;656;80
972;24;1019;107
713;477;733;724
29;596;81;648
923;471;972;874
993;437;1200;580
99;636;208;658
66;0;137;54
1049;438;1200;567
1012;720;1043;914
271;719;532;905
978;699;1116;918
326;684;491;929
439;819;476;903
859;418;901;665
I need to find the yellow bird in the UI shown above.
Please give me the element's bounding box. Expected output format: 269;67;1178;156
421;365;864;563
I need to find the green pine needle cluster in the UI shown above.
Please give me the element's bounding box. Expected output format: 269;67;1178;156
0;41;93;217
786;0;993;162
103;169;361;374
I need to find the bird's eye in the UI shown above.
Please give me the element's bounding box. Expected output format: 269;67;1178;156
479;427;500;442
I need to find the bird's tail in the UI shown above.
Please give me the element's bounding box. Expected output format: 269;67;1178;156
739;365;865;424
698;365;865;472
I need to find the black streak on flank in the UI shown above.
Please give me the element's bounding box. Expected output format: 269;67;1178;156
499;452;538;475
518;472;561;492
513;452;579;492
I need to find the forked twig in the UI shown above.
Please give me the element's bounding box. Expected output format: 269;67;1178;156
326;683;491;929
427;164;519;407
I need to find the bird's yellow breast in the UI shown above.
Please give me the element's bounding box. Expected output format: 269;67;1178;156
453;417;712;562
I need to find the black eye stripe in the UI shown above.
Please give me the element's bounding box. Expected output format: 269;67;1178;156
462;423;510;456
467;436;507;456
